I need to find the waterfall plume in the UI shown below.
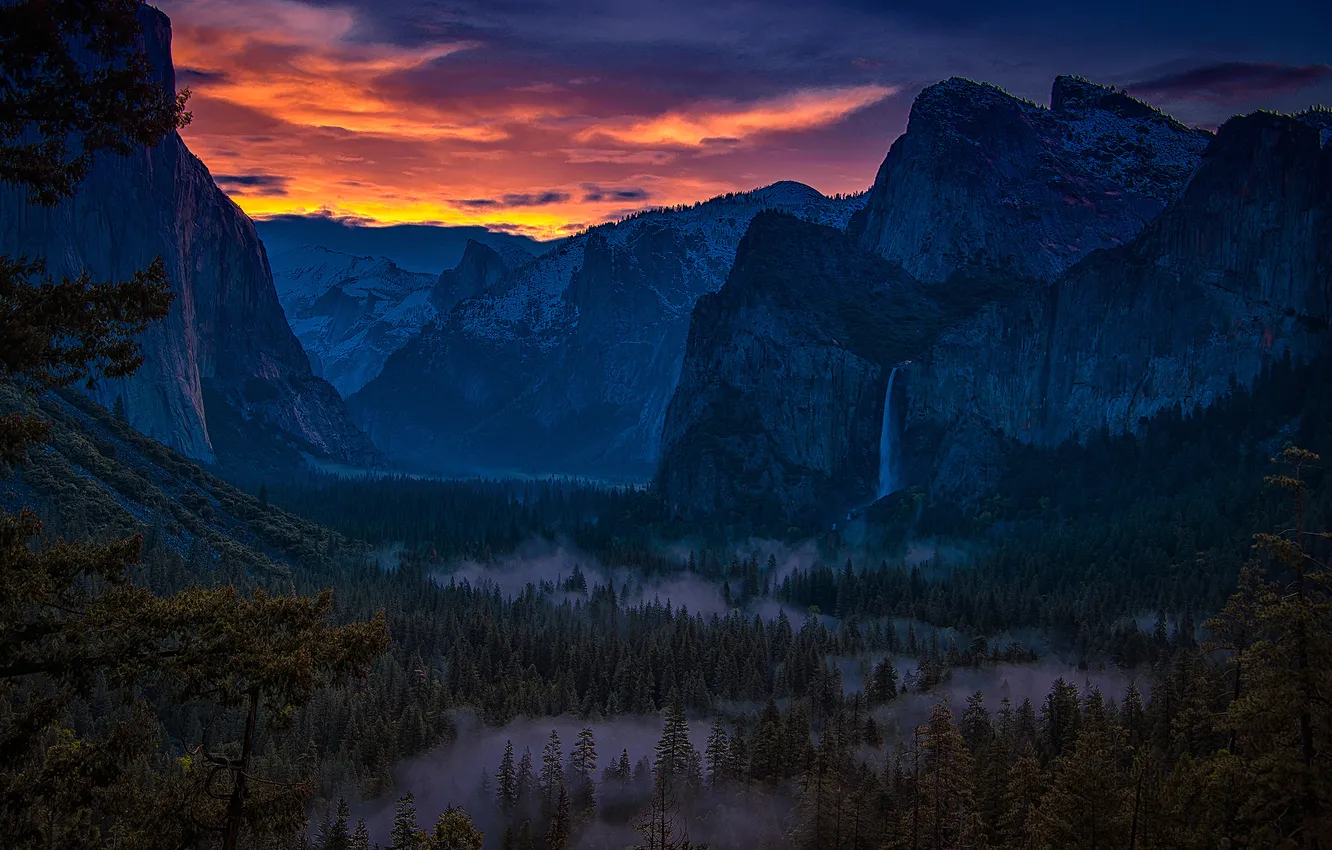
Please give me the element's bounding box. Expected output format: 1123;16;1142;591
877;367;899;499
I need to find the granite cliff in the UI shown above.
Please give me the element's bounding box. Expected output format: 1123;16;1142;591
0;7;377;469
904;109;1331;499
850;75;1211;281
659;106;1330;521
655;212;1011;523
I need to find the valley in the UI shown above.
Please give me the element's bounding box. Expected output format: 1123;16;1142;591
2;3;1330;849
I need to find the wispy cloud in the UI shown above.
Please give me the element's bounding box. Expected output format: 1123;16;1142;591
1128;61;1332;102
579;86;897;148
158;0;1327;237
580;184;651;202
454;191;572;209
213;172;291;196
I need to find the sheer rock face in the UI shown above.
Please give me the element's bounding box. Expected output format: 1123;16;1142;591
350;182;863;478
0;8;377;467
908;111;1331;499
658;111;1331;521
431;238;534;313
655;212;1011;524
655;214;915;523
851;75;1211;282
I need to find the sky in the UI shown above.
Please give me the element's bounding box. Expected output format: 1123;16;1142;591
159;0;1332;239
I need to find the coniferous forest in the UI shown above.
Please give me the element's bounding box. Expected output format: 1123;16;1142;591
3;3;1331;850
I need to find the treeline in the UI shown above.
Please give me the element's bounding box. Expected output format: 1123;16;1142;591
300;449;1330;849
252;473;675;566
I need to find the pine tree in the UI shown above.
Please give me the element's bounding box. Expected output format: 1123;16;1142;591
998;749;1042;849
425;806;483;850
727;716;749;781
390;793;422;850
870;657;900;705
351;819;371;850
545;785;572;850
516;748;535;810
539;729;565;816
906;702;980;850
750;698;785;783
704;718;729;787
1205;447;1332;849
497;740;518;811
320;797;352;850
604;748;632;789
654;695;700;794
1041;678;1082;758
792;718;855;850
569;728;597;822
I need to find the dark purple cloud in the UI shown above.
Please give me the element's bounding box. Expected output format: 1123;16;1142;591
1128;62;1332;101
163;0;1332;233
455;191;572;209
213;173;290;196
177;66;229;84
580;185;650;203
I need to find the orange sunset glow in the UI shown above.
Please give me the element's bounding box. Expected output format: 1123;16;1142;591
161;0;900;238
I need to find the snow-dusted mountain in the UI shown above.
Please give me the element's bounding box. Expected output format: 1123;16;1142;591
270;247;439;396
349;181;865;478
658;92;1331;523
432;239;536;314
851;75;1212;282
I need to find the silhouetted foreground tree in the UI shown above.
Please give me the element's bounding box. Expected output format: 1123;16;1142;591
0;3;388;847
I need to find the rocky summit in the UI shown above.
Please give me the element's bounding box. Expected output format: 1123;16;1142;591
431;238;536;314
850;75;1211;282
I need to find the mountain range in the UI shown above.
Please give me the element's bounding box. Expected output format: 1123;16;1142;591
255;216;547;275
658;83;1331;522
346;182;863;478
8;6;1327;521
268;233;543;401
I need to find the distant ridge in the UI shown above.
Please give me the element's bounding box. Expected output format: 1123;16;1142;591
255;216;553;276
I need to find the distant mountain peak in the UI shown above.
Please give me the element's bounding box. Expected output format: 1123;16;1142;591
856;73;1211;281
268;246;438;396
909;77;1029;127
748;180;828;205
461;237;535;275
290;244;375;263
1049;74;1115;112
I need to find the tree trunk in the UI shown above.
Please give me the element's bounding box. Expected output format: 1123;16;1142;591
223;688;260;850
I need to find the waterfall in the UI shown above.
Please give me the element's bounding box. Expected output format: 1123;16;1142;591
877;367;899;499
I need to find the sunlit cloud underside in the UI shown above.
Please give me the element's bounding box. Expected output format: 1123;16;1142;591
164;0;896;238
